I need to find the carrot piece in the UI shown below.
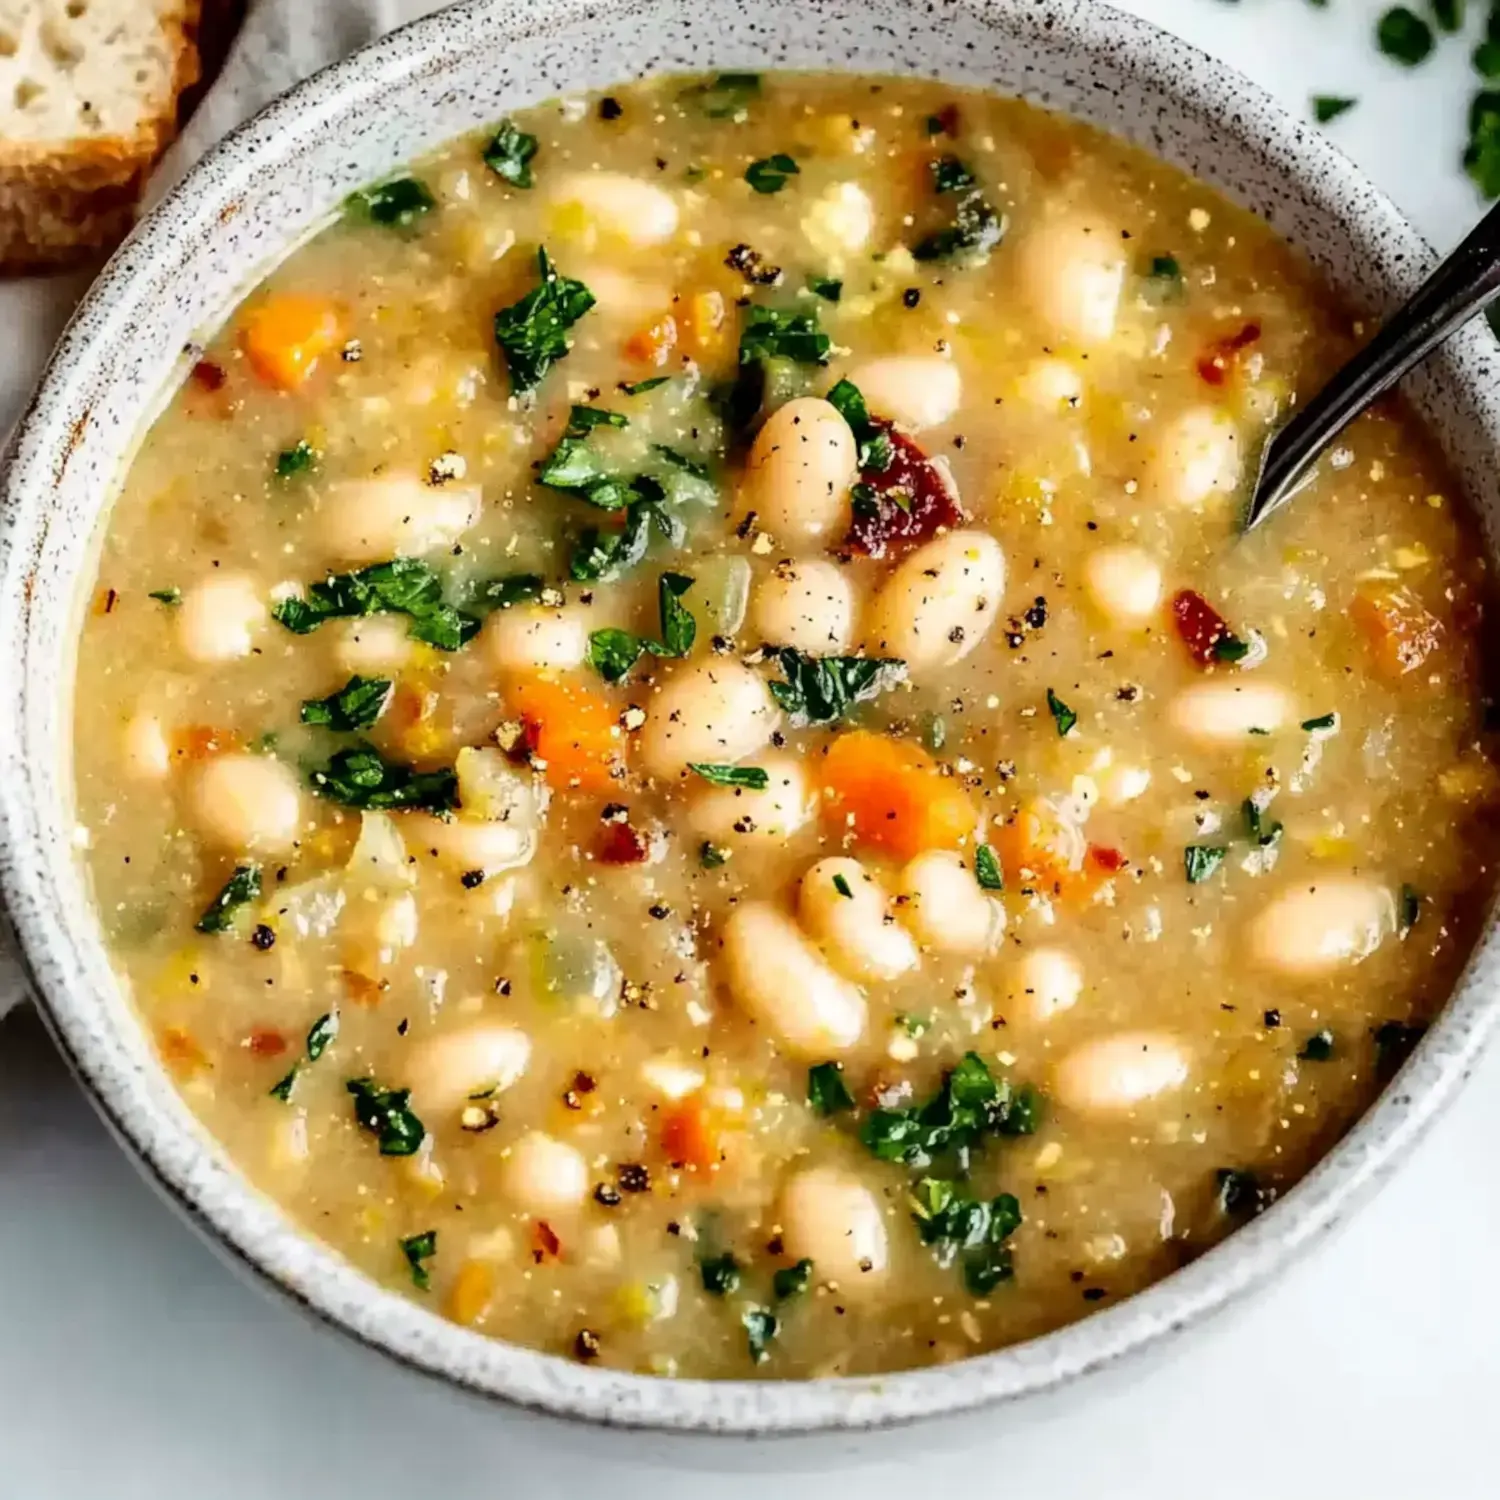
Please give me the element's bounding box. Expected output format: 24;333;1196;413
508;676;624;794
240;293;341;390
447;1260;495;1326
660;1093;725;1173
172;725;236;762
682;291;726;358
245;1028;288;1057
623;312;678;367
158;1027;210;1079
819;730;978;860
992;799;1085;894
1351;585;1443;678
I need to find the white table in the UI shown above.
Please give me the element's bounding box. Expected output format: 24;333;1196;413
2;2;1495;1493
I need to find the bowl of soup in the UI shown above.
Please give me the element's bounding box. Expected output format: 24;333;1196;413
3;0;1499;1440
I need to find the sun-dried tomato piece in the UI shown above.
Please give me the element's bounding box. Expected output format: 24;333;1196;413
190;359;227;391
1172;589;1240;665
1351;585;1444;677
246;1028;288;1057
844;421;964;559
1196;322;1261;386
1086;844;1128;874
597;819;651;865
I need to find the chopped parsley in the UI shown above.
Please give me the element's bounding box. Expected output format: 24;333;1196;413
482;120;538;187
1243;799;1283;848
621;375;669;395
658;571;697;657
862;1052;1041;1169
299;675;394;732
148;587;181;607
1399;883;1423;935
346;1077;425;1156
195;865;261;935
807;275;843;302
1301;712;1338;732
273;1012;340;1099
400;1229;438;1290
742;1307;778;1363
1313;95;1357;123
745;153;799;193
1215;1168;1268;1217
699;1251;741;1296
1184;845;1226;884
912;155;1003;261
571;491;677;583
767;648;906;726
681;72;761;119
807;1061;855;1116
699;841;729;869
587;570;698;682
738;304;831;366
911;1177;1021;1295
308;743;458;813
773;1258;813;1299
587;627;653;684
348;176;436;227
537;405;634;507
1470;91;1500;197
1299;1029;1336;1062
1045;688;1077;737
974;844;1004;892
273;558;477;652
1141;253;1184;302
832;872;854;899
493;248;595;396
1432;0;1462;32
470;574;544;613
824;377;895;472
274;440;317;479
1376;6;1434;66
687;763;769;790
1212;633;1251;663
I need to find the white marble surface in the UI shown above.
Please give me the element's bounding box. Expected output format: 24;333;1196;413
2;1;1497;1494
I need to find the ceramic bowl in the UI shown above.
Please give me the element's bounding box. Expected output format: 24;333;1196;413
3;0;1499;1442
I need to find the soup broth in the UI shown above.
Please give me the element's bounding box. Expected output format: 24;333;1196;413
73;73;1497;1378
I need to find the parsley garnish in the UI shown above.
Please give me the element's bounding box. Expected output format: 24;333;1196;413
195;865;261;935
273;558;477;652
742;1307;778;1363
699;1251;741;1296
1313;95;1357;123
470;574;544;612
148;587;181;607
1046;688;1077;737
1299;1029;1336;1062
773;1259;813;1299
832;872;854;899
587;627;652;684
681;72;761;119
348;176;436;227
275;439;317;479
767;648;906;726
300;675;393;732
308;743;458;813
912;155;1003;261
537;405;633;506
621;375;669;395
1212;633;1251;663
1215;1168;1268;1217
1243;799;1282;848
493;248;595;396
400;1229;438;1290
1469;92;1500;197
739;304;831;365
269;1011;339;1102
571;490;676;583
658;571;697;656
1300;712;1338;732
807;1061;855;1116
699;841;729;869
346;1077;425;1156
1433;0;1462;32
911;1177;1021;1295
1184;845;1226;884
974;844;1004;892
807;275;843;302
745;153;799;193
1142;253;1184;302
587;570;698;682
1377;6;1434;65
482;120;538;187
824;377;895;471
688;763;768;790
930;155;976;193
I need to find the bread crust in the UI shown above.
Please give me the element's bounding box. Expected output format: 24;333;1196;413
0;1;209;275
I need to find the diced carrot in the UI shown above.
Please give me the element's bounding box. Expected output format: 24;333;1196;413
623;312;678;367
660;1093;725;1173
158;1026;210;1079
1351;585;1443;678
172;725;236;762
447;1259;495;1326
993;799;1089;897
682;291;726;358
819;730;978;860
508;676;624;794
340;968;387;1007
240;293;342;390
245;1028;288;1057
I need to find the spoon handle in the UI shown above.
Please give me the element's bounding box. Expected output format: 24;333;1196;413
1243;199;1500;531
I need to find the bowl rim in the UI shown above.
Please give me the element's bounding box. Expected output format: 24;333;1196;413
4;0;1499;1437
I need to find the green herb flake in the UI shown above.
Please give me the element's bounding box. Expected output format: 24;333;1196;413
912;159;1004;263
974;844;1004;892
1184;845;1226;884
682;72;762;119
308;743;458;813
807;1061;856;1116
348;176;436;228
742;1307;778;1363
1399;883;1423;935
1046;688;1077;737
931;155;977;194
300;674;394;732
699;1251;741;1296
268;1067;299;1103
831;872;854;899
910;1177;1022;1296
494;248;596;396
1300;712;1338;732
482;119;539;187
807;275;843;302
346;1078;425;1156
273;558;477;652
1215;1168;1267;1217
1212;633;1251;664
400;1229;438;1290
1242;799;1283;849
274;439;317;480
148;587;182;607
1377;6;1434;66
1469;92;1500;198
862;1052;1041;1167
195;865;262;935
745;152;799;194
687;762;769;790
773;1258;813;1299
1432;0;1463;31
306;1012;338;1062
738;304;831;366
768;648;906;727
897;1013;930;1038
472;574;544;613
621;375;669;395
1299;1029;1336;1062
658;571;697;658
1475;39;1500;77
699;840;729;869
1313;95;1357;124
587;627;652;684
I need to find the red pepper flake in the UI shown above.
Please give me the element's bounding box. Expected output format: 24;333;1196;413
1196;321;1261;387
1086;844;1128;874
190;359;227;391
531;1220;562;1263
596;819;651;865
844;422;965;559
246;1027;288;1056
1171;589;1236;665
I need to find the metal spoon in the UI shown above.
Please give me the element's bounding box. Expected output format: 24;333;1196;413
1243;200;1500;531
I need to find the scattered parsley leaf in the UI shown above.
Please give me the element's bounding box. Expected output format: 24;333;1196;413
268;1067;298;1102
912;160;1003;261
862;1052;1040;1168
1142;253;1184;303
1377;6;1434;66
346;1077;425;1156
300;674;394;732
687;763;769;790
910;1177;1021;1295
699;840;729;869
1212;633;1251;663
1432;0;1463;32
681;72;762;119
807;275;843;302
1301;712;1338;732
1215;1168;1269;1217
1299;1029;1336;1062
738;304;831;366
470;574;544;613
742;1307;778;1363
275;439;317;479
348;176;436;227
745;152;799;193
482;120;538;187
658;571;697;657
148;587;181;607
494;247;595;396
807;1061;855;1116
699;1251;741;1295
308;742;458;813
1046;688;1077;737
195;865;261;935
768;648;906;726
773;1259;813;1299
1184;845;1226;884
1243;799;1283;848
400;1229;438;1290
974;844;1004;892
273;558;476;652
622;375;669;394
1313;95;1357;123
930;155;976;193
306;1012;338;1062
587;627;653;683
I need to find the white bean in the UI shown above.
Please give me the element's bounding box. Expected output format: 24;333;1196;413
573;266;673;323
638;660;779;781
500;1131;589;1211
1168;679;1295;745
483;604;590;674
687;752;810;846
863;529;1005;677
177;574;266;663
548;171;679;247
779;1166;888;1284
331;615;415;677
1006;947;1084;1023
720;901;867;1055
1144;406;1243;506
1053;1031;1189;1114
800;181;875;265
737;397;857;544
190;753;303;854
1082;545;1162;626
897;850;1004;956
798;857;918;982
407;1024;531;1114
1014;214;1127;345
315;475;480;564
845;355;961;431
122;712;170;780
404;806;538;879
751;560;855;653
1015;357;1084;410
1246;878;1395;977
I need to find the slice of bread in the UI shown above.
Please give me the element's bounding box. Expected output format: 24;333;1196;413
0;1;208;274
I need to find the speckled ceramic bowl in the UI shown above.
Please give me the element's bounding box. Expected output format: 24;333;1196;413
2;0;1498;1443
